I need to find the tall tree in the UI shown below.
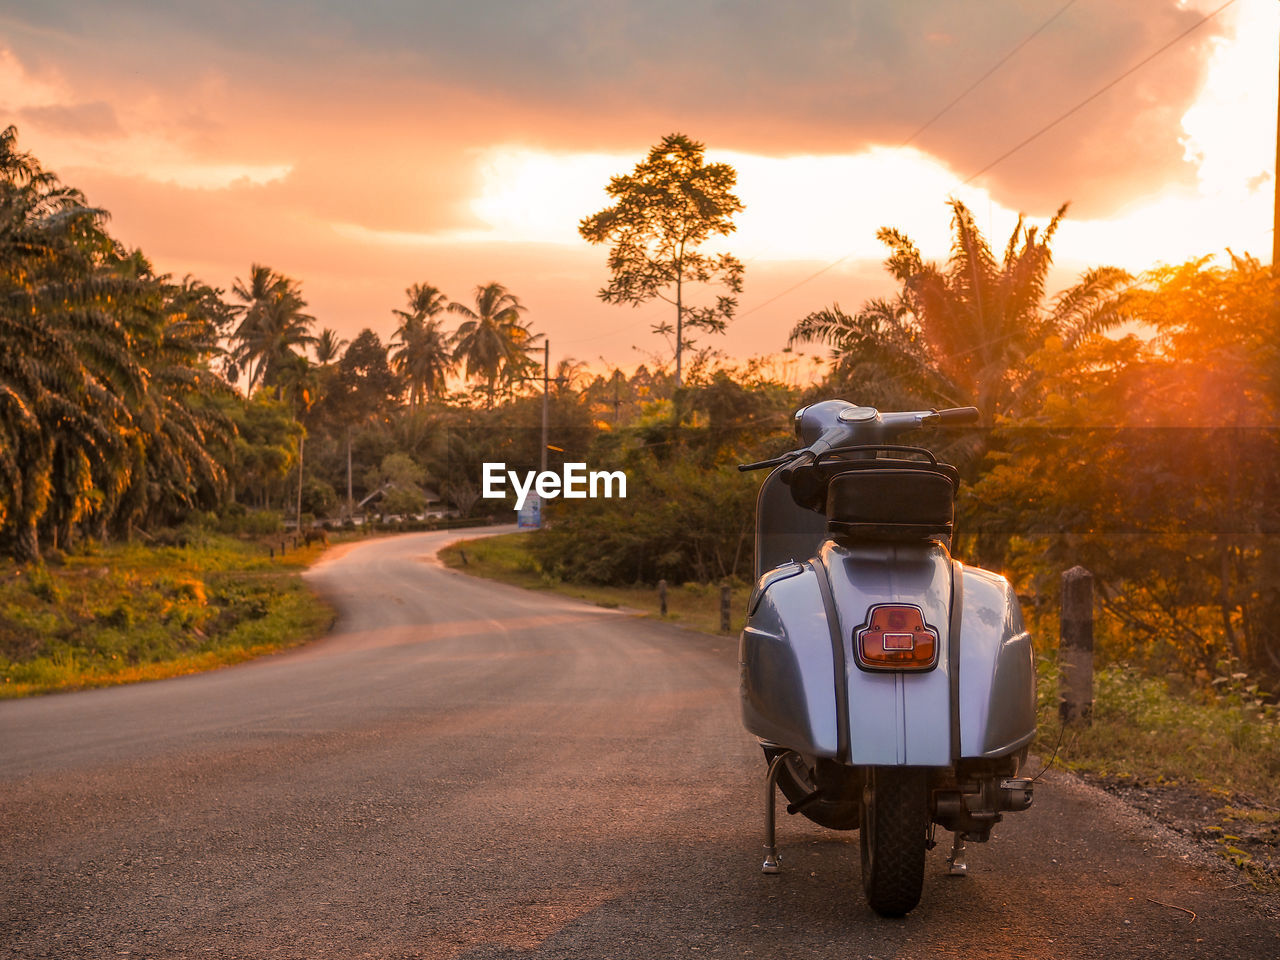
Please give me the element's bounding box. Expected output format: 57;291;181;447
0;125;140;561
448;282;539;407
333;328;403;423
579;133;744;388
790;199;1132;421
391;283;455;407
313;327;347;365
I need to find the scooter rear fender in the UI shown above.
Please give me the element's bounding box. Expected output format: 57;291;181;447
820;540;954;766
739;562;841;757
955;566;1037;757
740;540;1035;766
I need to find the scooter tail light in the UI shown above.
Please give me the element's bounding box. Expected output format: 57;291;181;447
854;604;939;671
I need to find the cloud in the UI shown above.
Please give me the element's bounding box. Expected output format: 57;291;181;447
0;0;1269;364
17;99;120;136
0;0;1235;220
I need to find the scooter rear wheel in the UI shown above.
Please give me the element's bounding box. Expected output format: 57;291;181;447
859;766;928;917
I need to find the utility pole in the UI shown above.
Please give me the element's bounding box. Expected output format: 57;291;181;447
296;431;305;532
1274;33;1280;267
541;340;550;474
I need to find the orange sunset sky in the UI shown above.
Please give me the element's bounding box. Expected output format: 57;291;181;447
1;0;1276;374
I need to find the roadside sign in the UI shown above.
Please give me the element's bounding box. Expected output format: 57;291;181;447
517;494;541;529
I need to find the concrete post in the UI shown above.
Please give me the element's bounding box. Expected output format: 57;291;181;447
720;581;732;633
1059;565;1094;725
658;579;668;617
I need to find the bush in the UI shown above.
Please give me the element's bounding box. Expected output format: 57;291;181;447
530;457;756;585
215;508;284;536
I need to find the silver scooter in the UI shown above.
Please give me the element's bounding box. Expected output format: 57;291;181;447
738;400;1035;917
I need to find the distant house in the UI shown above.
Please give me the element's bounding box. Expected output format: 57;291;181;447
357;482;447;520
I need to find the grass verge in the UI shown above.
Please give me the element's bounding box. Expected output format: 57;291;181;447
439;531;751;636
0;533;335;697
448;530;1280;888
1033;657;1280;887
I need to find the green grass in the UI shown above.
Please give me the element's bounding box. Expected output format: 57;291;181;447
0;533;335;697
1033;656;1280;805
440;532;751;636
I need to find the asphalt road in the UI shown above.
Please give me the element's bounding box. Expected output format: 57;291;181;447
2;529;1277;959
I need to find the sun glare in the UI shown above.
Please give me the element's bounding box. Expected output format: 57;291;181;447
449;0;1278;273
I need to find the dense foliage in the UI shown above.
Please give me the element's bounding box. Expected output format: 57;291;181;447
0;127;234;563
790;208;1280;681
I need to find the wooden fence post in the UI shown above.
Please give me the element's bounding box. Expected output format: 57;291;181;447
720;581;731;633
658;579;668;617
1059;565;1094;725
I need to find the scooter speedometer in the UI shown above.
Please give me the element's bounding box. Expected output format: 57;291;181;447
837;405;878;423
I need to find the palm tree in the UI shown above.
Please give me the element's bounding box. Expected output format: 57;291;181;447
0;126;242;558
396;283;449;326
313;327;347;365
391;284;455;407
227;265;284;385
0;125;142;561
553;357;588;398
229;264;316;395
790;199;1132;421
447;282;540;407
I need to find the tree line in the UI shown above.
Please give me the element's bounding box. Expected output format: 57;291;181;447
5;121;1277;686
0;125;571;562
535;192;1280;684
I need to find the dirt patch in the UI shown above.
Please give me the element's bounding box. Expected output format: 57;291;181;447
1079;773;1280;890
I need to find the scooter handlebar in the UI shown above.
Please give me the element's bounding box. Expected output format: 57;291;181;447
737;449;802;472
927;406;980;425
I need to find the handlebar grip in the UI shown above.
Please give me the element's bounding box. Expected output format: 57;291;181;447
933;406;980;425
778;450;816;483
738;449;800;472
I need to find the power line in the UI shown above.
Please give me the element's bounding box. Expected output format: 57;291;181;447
901;0;1079;148
741;0;1238;321
964;0;1238;184
738;257;854;320
743;1;1078;323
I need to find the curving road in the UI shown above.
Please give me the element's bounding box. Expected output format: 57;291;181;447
1;530;1275;959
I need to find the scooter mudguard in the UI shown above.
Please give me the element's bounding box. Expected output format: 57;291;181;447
740;541;1035;765
819;540;955;766
955;566;1037;757
739;562;842;757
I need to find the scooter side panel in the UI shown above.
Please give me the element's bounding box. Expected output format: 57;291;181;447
819;541;954;767
957;566;1037;757
739;565;840;757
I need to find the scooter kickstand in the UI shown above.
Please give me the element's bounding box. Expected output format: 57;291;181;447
762;750;795;874
947;833;968;876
